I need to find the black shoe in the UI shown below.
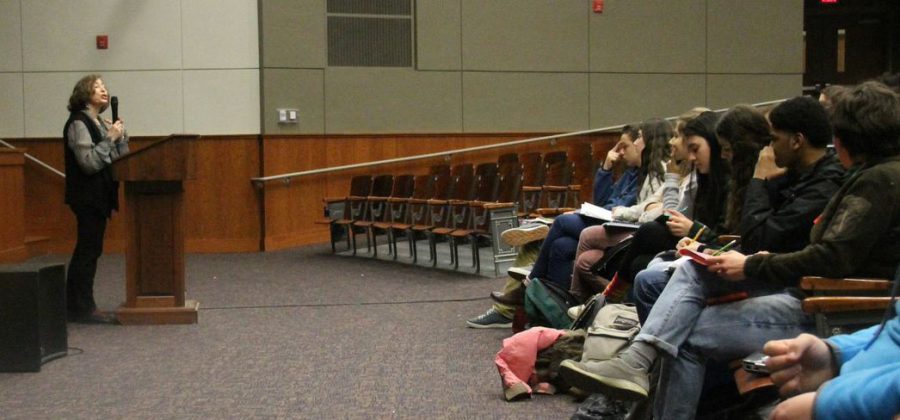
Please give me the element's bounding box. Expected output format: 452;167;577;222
70;310;119;325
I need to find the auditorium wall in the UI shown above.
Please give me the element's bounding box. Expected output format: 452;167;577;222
0;0;804;253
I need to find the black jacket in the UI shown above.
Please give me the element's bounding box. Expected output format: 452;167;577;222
63;111;119;216
746;154;900;287
739;150;846;254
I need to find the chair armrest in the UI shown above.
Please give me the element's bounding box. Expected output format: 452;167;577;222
367;196;389;202
348;195;368;201
568;185;581;191
521;186;543;192
407;198;429;204
427;199;449;205
483;202;516;210
800;277;892;292
387;197;409;203
322;197;347;203
542;185;568;192
802;297;893;314
448;199;470;206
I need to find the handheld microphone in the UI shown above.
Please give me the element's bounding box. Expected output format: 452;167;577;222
111;96;119;123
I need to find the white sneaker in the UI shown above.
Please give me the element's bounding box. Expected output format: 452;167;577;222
567;304;586;320
501;224;550;247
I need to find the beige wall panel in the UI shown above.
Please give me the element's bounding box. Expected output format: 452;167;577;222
182;0;259;69
21;0;182;71
183;69;260;135
461;0;587;71
261;0;326;68
416;0;461;70
0;73;24;138
96;71;184;136
590;73;706;128
463;72;588;132
263;69;324;134
590;0;706;73
324;68;461;134
0;0;22;72
706;74;802;110
22;72;184;138
707;0;803;73
23;73;83;138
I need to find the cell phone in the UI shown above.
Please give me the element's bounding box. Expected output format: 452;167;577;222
742;351;769;375
655;213;670;224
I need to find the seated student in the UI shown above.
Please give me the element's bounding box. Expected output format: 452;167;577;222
764;282;900;420
466;121;664;328
559;81;900;419
606;111;730;288
633;98;846;323
570;108;705;302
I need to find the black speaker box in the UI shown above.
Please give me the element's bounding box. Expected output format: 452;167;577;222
0;263;68;372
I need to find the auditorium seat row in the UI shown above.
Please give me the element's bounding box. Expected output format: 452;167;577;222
316;145;608;276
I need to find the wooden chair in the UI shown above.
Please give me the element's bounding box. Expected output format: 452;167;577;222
393;170;452;263
518;152;543;217
497;152;518;166
461;161;523;275
358;174;414;257
318;175;372;253
377;174;434;260
800;274;894;337
345;174;393;255
411;164;474;264
522;151;565;217
431;162;497;269
566;142;594;208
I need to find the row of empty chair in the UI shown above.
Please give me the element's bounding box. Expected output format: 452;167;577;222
317;145;609;275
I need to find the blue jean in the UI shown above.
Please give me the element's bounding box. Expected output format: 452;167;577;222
654;293;813;418
632;257;677;325
530;213;602;290
635;261;813;418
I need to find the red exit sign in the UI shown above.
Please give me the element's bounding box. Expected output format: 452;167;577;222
821;0;839;4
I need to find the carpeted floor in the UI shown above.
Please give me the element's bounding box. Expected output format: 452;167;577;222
0;244;579;419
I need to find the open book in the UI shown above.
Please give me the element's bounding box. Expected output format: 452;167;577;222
579;202;613;221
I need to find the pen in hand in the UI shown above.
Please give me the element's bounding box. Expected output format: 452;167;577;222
691;226;706;243
713;239;737;256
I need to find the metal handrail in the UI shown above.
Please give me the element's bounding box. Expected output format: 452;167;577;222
0;139;66;178
250;98;788;187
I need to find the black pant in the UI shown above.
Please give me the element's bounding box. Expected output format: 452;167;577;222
67;205;108;318
618;220;678;282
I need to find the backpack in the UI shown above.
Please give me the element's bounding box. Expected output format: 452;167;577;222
581;302;640;363
524;278;579;329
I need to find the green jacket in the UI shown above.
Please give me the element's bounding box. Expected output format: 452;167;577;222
744;155;900;287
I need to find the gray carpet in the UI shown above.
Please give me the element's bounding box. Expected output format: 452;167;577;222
0;245;578;419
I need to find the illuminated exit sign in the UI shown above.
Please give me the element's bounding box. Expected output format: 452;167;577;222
821;0;839;4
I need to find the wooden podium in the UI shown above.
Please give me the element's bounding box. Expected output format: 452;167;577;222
110;134;200;325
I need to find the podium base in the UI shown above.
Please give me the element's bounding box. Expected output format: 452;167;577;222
116;300;199;325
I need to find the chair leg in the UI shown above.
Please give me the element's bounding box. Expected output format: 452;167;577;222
471;236;480;272
409;230;418;263
350;228;358;255
451;237;459;270
429;233;438;267
370;229;378;257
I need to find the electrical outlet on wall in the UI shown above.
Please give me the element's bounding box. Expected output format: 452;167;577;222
277;108;299;124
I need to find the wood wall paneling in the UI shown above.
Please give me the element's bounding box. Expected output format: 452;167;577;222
0;149;27;262
12;133;618;254
261;133;619;250
10;136;261;255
